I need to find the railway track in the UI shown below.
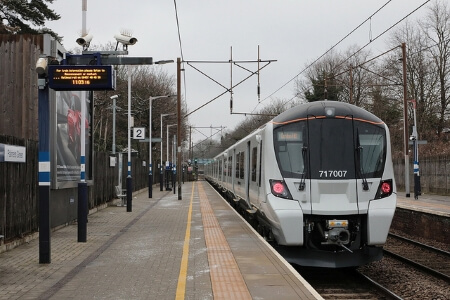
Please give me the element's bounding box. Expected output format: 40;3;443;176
358;232;450;299
297;267;401;299
384;233;450;282
299;233;450;299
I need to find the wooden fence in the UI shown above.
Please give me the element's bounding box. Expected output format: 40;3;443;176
0;135;38;242
0;135;149;243
0;34;43;140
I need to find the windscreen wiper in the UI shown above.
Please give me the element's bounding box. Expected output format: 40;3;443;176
356;145;369;191
299;146;307;191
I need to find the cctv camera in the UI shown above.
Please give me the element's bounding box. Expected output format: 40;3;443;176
76;33;93;47
36;57;48;75
110;95;119;100
409;135;416;141
114;33;137;46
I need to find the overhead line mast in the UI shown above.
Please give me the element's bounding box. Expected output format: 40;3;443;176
183;46;276;118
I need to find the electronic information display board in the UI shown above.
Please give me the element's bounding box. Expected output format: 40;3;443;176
48;65;115;91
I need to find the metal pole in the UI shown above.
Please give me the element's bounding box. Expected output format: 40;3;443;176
127;66;132;212
166;124;176;191
159;114;164;191
82;0;87;36
402;43;410;197
173;134;176;194
160;114;164;191
38;68;51;263
172;134;176;166
177;57;182;200
149;97;152;198
411;100;421;199
76;0;89;245
160;114;174;191
112;97;116;154
167;124;170;163
166;123;170;191
78;91;88;242
148;96;171;197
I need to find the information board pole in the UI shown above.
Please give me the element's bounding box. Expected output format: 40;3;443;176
37;63;51;263
78;1;89;241
78;91;88;242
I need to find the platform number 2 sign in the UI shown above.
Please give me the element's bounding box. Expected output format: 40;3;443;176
133;127;145;140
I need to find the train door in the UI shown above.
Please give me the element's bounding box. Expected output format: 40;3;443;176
232;149;236;194
234;148;245;198
258;139;263;197
245;141;251;204
228;154;232;189
219;157;223;183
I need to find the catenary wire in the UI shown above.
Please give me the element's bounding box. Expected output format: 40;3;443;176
254;0;431;113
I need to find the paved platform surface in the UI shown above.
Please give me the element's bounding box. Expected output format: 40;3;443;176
0;181;321;300
397;192;450;217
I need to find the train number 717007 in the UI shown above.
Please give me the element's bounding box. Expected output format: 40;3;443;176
319;170;348;178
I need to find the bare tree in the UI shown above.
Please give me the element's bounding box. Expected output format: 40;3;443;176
385;20;438;142
420;0;450;137
92;62;181;161
339;45;375;109
297;50;345;102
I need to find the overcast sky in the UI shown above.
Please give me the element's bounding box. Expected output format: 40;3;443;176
47;0;431;144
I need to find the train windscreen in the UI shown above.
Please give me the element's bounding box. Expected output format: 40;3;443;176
273;118;386;179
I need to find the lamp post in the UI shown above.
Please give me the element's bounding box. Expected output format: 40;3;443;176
166;124;177;163
147;60;175;197
166;124;177;191
160;113;174;191
110;95;119;155
148;96;171;198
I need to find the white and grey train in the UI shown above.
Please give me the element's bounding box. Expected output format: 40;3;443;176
205;100;397;268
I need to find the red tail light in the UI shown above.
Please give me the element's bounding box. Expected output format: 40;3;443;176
375;179;393;199
381;182;391;194
270;180;293;199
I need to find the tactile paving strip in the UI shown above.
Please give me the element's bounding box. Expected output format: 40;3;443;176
198;182;252;300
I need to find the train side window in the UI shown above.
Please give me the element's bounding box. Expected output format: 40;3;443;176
258;141;263;187
240;151;245;179
228;156;232;180
236;152;240;179
251;147;257;182
223;158;227;177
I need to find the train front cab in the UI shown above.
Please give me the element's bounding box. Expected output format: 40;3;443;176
265;103;397;267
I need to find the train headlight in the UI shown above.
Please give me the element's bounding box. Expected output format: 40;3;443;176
270;180;293;199
375;179;393;199
324;107;335;117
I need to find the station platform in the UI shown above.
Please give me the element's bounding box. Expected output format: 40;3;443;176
0;181;321;300
397;192;450;217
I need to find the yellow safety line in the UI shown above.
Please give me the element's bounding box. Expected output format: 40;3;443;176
175;182;195;300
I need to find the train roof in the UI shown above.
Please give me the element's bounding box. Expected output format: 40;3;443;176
272;100;384;127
